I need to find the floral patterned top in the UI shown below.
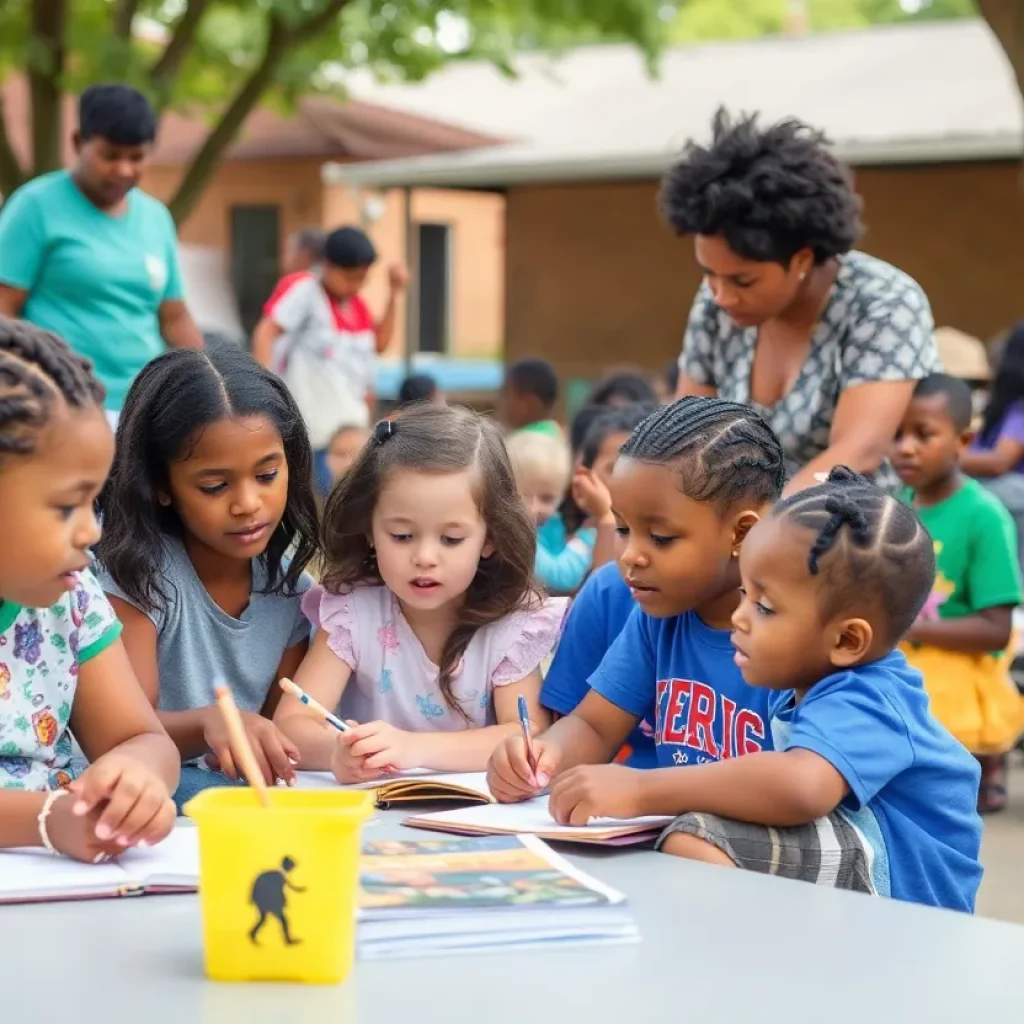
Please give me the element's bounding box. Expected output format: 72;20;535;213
679;250;938;491
0;569;122;791
302;585;568;732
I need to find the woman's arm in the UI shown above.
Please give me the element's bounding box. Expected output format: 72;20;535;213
0;284;27;317
785;379;916;495
675;372;716;400
961;440;1024;478
158;299;204;350
343;669;550;774
904;606;1013;654
274;630;355;769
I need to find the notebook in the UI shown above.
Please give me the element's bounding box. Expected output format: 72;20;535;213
404;797;673;846
0;827;201;905
358;834;637;958
297;769;496;808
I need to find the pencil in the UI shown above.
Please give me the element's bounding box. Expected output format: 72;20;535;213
279;678;350;732
213;684;270;807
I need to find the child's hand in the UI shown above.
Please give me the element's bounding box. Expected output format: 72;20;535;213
203;707;299;786
487;734;562;803
339;721;423;772
57;755;176;855
331;725;387;785
571;468;613;522
547;764;644;826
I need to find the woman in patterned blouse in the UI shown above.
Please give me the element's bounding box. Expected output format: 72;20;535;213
665;108;938;494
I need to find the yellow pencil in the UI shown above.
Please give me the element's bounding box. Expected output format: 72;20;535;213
214;683;270;807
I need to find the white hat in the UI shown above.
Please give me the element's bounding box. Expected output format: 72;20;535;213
934;327;991;381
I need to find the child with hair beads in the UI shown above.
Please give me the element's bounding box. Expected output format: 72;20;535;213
490;396;785;792
95;347;320;810
504;467;983;912
275;404;566;781
893;374;1023;814
0;318;178;860
542;402;660;768
507;430;615;593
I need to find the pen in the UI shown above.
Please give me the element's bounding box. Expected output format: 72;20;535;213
280;678;398;775
518;694;537;777
279;678;349;732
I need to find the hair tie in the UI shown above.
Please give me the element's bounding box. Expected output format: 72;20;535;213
374;419;396;444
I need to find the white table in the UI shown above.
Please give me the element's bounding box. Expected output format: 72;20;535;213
2;811;1021;1024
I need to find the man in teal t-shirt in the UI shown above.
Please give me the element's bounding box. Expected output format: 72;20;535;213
0;83;202;417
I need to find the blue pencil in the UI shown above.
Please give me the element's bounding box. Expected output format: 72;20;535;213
518;694;537;776
279;678;349;732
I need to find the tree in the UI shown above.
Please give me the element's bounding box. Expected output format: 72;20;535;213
0;0;676;223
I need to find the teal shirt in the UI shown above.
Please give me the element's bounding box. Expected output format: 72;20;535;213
0;171;184;410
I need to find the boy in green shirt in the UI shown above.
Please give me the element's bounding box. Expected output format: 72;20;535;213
892;373;1023;813
0;84;202;419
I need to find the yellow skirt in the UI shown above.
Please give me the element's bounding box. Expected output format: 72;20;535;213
901;641;1024;755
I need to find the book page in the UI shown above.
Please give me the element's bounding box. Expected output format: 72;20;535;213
0;847;133;898
409;798;671;837
118;826;200;886
297;770;491;800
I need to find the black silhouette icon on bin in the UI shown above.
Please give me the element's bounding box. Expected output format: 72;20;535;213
249;856;306;946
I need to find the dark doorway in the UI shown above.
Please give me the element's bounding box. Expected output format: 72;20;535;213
230;205;281;340
417;223;450;354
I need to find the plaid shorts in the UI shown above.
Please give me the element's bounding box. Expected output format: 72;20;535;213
656;811;877;894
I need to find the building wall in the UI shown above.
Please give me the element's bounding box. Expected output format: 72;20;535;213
144;158;505;360
142;158;325;250
322;184;505;359
504;162;1024;381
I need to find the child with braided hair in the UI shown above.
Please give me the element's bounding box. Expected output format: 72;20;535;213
0;317;179;862
490;395;785;797
544;466;980;911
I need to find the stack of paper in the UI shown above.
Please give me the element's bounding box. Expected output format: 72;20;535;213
358;834;638;958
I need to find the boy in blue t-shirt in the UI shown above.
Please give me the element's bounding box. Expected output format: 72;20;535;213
541;563;657;767
540;467;981;913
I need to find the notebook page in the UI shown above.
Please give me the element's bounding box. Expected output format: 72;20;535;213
0;847;133;899
117;826;200;886
410;797;670;837
296;770;490;798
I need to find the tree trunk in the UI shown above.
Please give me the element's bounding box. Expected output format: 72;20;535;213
0;95;25;197
166;0;351;226
977;1;1024;105
149;0;213;107
28;0;68;178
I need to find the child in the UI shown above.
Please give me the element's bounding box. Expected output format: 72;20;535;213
275;404;566;781
0;318;178;860
398;373;444;408
960;323;1024;563
501;358;561;439
489;395;786;794
95;346;320;810
893;374;1023;814
586;371;656;409
326;423;370;484
541;401;659;767
508;467;984;912
507;430;616;593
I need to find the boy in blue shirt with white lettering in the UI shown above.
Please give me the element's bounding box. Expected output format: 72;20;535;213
490;396;786;789
514;466;983;913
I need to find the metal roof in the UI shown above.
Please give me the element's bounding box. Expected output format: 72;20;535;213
325;19;1024;188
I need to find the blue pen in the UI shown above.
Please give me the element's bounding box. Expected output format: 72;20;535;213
518;694;538;776
280;678;349;732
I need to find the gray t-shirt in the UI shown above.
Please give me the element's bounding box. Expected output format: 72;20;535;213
679;250;938;491
96;538;312;715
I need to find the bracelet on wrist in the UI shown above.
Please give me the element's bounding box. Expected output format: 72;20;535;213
37;789;68;855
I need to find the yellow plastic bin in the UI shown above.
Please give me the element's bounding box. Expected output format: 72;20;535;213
185;787;374;984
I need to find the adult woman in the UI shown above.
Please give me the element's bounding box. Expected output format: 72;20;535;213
0;84;202;425
666;109;937;493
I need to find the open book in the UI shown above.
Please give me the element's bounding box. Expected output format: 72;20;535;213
0;827;200;905
404;797;673;846
297;769;496;808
